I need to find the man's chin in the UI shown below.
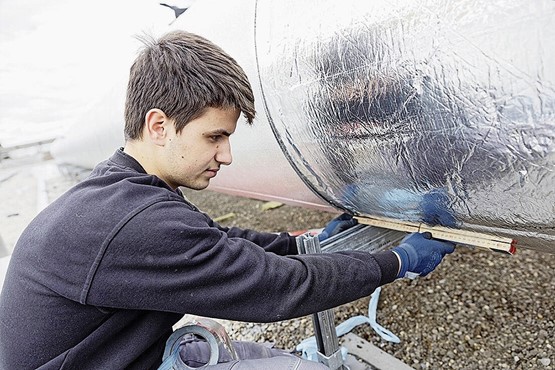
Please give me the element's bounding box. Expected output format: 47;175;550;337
182;181;210;191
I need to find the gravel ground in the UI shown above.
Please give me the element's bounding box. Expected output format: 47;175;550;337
182;188;555;370
2;158;553;369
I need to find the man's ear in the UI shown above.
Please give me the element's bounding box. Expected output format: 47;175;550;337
144;109;169;146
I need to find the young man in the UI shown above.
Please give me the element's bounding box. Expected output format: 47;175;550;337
0;30;454;369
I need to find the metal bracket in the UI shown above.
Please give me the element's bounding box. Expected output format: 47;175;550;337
296;233;348;370
296;224;407;369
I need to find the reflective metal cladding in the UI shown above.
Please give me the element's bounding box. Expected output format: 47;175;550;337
255;0;555;251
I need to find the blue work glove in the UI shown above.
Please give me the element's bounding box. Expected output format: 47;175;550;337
318;213;358;242
421;189;458;228
392;232;455;278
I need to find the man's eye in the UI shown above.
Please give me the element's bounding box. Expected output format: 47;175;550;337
210;135;221;142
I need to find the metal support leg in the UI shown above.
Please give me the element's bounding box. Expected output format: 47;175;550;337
296;224;406;370
296;234;349;370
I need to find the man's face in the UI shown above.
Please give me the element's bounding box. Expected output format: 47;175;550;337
159;107;239;190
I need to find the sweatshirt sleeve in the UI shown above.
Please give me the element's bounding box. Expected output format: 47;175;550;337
213;219;299;256
202;211;299;256
84;200;399;323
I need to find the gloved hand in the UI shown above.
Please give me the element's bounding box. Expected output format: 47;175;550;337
318;213;358;242
421;189;458;228
392;232;455;278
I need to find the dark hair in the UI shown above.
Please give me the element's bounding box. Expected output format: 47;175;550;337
124;30;255;140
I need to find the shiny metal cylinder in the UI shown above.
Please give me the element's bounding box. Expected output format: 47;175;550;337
255;0;555;251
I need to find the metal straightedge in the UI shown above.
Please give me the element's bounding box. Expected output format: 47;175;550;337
319;224;405;253
296;224;407;370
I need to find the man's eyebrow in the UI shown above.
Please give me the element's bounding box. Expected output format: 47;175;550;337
204;129;233;136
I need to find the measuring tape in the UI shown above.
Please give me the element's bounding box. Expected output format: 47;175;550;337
355;215;516;255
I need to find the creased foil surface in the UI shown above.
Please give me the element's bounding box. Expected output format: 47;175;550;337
255;0;555;251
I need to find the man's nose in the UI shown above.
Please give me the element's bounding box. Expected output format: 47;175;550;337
216;142;232;165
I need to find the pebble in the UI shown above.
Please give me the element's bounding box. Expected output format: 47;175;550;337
540;358;551;367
